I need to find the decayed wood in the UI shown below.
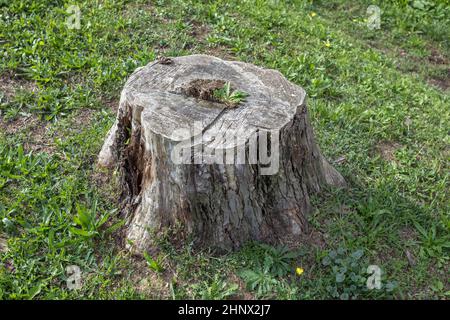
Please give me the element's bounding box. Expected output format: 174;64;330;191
98;54;345;253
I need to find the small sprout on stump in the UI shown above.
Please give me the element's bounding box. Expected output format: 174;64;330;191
180;79;249;108
213;82;249;108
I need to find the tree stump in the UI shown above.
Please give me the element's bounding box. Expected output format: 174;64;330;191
98;54;345;253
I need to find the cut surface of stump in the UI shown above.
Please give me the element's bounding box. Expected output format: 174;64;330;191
98;54;345;253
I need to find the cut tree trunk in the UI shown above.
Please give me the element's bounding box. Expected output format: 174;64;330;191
98;54;345;253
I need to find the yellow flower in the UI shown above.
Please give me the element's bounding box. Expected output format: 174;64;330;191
310;12;317;17
324;40;331;48
296;267;304;276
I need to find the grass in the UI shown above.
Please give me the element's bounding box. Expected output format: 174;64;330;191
0;0;449;299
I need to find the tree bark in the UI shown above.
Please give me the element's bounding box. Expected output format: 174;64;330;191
98;54;345;253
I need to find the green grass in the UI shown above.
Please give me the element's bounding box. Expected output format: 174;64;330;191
0;0;449;299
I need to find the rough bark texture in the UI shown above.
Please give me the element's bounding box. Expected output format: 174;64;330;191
98;54;345;253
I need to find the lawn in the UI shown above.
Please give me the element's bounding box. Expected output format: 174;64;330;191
0;0;448;299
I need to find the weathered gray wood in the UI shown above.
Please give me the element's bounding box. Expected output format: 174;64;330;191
98;54;345;253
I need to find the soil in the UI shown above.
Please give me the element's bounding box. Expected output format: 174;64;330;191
428;69;450;91
428;48;449;65
180;78;226;103
376;141;402;161
0;72;37;100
